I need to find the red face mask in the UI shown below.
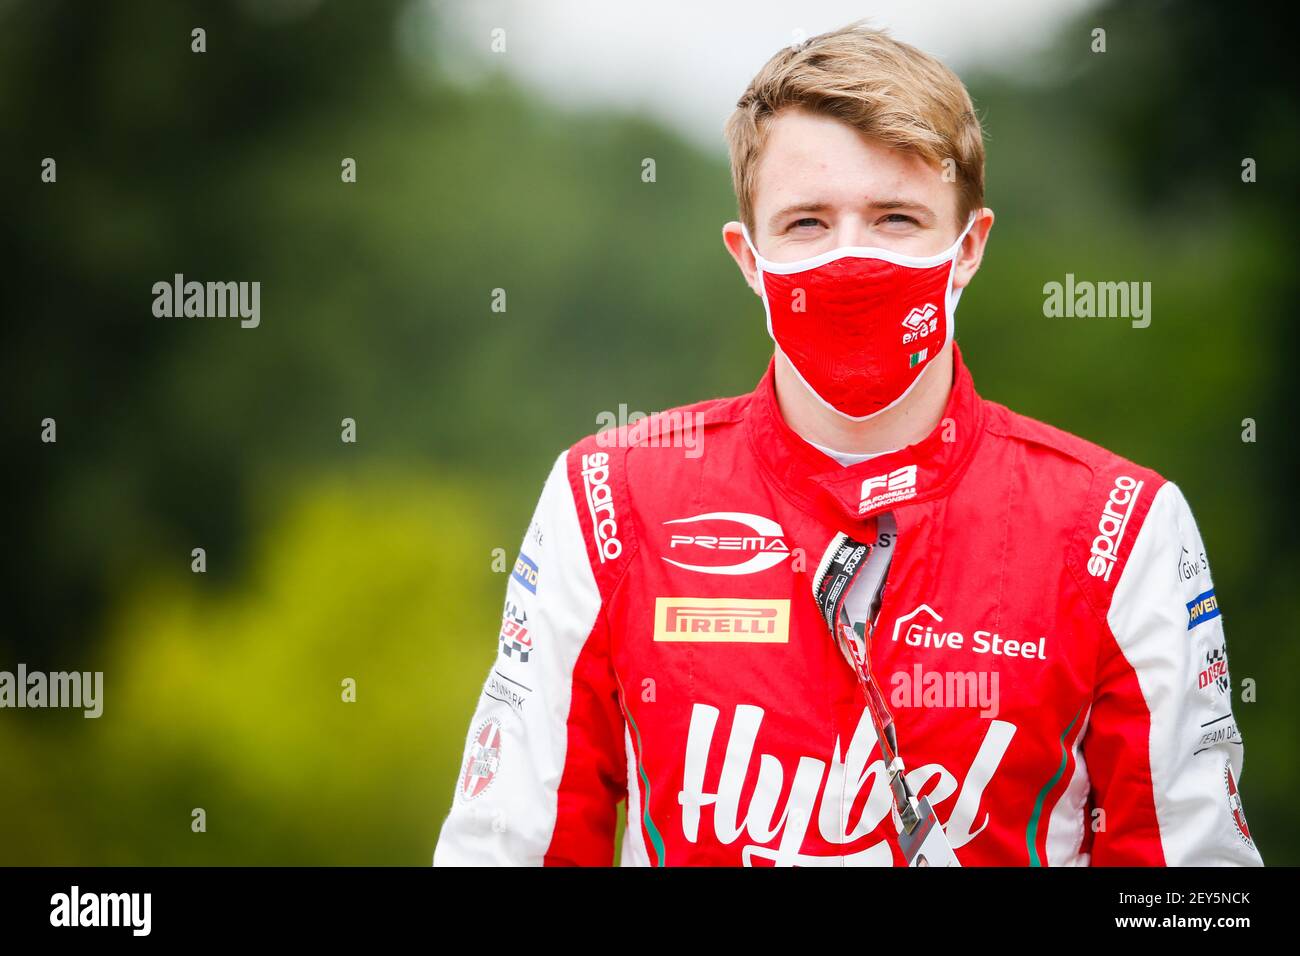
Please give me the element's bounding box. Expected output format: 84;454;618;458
742;218;975;420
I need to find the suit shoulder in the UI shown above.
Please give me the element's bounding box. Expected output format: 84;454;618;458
983;399;1166;486
559;388;754;585
982;400;1169;607
568;388;753;470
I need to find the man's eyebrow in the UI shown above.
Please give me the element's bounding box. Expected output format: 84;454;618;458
765;198;937;231
868;198;938;225
871;198;935;216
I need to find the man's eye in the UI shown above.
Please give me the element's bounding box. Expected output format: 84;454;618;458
790;218;822;229
882;213;918;225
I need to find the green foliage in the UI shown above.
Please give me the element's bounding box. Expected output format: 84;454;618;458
1;470;511;863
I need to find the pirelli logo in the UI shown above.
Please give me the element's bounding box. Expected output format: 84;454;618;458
653;597;791;643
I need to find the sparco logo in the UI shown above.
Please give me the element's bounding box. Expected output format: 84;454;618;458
663;512;790;575
1087;475;1143;581
678;703;1014;865
581;452;622;562
859;464;918;514
901;302;938;344
839;543;866;577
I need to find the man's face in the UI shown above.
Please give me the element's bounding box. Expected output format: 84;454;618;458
724;106;991;293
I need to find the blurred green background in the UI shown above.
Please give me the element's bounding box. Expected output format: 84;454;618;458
1;0;1295;864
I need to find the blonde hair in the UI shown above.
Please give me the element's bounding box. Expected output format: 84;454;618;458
725;22;985;234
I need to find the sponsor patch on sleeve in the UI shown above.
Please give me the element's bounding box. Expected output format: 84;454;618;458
511;551;539;594
1186;588;1220;631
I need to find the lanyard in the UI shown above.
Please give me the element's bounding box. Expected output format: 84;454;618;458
812;518;923;835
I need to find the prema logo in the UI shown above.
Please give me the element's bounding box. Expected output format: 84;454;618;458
901;302;939;344
654;597;790;643
662;512;790;575
1087;475;1144;581
581;452;622;563
859;464;918;514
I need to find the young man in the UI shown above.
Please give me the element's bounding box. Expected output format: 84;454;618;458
434;24;1262;866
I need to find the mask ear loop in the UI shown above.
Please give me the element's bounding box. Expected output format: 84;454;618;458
944;213;979;321
738;221;769;303
740;220;783;363
739;221;763;264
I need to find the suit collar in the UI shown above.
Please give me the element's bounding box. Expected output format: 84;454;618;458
745;342;986;530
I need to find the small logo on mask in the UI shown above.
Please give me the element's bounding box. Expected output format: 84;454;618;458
902;302;939;344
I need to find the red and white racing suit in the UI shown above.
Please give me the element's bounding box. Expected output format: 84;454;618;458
434;344;1262;866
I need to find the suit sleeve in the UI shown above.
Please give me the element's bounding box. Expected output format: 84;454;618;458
1085;481;1262;865
433;450;628;866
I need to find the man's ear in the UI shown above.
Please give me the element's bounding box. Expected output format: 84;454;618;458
952;208;994;292
722;221;763;296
